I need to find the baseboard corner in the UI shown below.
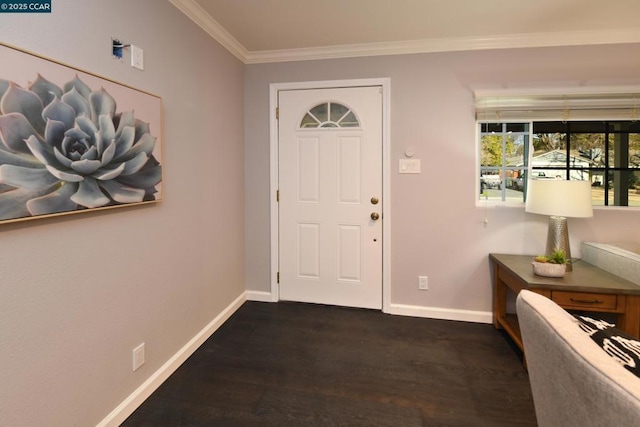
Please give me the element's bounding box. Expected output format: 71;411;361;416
96;292;247;427
246;290;276;302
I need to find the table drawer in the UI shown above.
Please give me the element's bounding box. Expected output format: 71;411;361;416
552;291;618;310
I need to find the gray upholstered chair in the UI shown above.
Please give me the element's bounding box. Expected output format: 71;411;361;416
516;290;640;427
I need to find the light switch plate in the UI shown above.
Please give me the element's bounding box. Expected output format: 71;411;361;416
131;45;144;70
399;159;421;174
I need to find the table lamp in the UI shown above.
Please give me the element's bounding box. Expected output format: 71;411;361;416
525;179;593;271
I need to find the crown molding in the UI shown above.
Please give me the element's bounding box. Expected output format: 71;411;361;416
169;1;640;64
168;0;248;62
245;28;640;64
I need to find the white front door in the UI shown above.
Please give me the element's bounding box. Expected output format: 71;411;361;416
278;86;383;309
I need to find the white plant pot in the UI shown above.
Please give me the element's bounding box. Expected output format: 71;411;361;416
532;261;566;278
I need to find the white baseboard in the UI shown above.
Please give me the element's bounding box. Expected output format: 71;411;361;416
387;303;493;324
97;292;247;427
246;290;275;302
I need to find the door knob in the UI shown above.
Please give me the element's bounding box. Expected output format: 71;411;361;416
371;212;380;220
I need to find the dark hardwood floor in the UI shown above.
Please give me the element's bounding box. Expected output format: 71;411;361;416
122;301;537;426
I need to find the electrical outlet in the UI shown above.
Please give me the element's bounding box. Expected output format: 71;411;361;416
131;45;144;70
132;343;145;371
418;276;428;290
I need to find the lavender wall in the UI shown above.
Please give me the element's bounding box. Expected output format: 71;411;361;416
245;44;640;314
0;1;244;425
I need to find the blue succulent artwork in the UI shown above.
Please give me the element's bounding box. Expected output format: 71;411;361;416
0;73;162;222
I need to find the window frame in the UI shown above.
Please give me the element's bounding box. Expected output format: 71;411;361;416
477;121;532;207
299;101;361;129
477;119;640;210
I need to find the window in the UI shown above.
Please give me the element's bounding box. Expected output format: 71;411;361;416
532;121;640;207
475;88;640;207
478;120;640;207
299;102;360;128
479;122;530;202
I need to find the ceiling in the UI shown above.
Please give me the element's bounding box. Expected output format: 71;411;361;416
170;0;640;63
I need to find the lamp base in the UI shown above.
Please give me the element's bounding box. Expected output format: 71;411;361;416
546;216;572;271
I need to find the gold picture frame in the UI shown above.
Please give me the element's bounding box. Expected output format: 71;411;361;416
0;42;163;224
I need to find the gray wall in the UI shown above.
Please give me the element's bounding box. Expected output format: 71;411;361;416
3;3;640;424
245;44;640;313
0;1;244;425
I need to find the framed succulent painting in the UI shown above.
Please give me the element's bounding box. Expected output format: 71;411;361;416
0;42;163;224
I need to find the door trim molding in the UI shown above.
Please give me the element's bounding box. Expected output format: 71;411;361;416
269;78;391;311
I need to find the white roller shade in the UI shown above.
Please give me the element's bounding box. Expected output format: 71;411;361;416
474;87;640;121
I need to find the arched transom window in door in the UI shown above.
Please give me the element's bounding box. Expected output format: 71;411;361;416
299;101;361;128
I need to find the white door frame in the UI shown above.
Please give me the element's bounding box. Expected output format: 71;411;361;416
269;78;391;312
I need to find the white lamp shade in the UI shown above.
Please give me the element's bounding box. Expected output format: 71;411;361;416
525;179;593;218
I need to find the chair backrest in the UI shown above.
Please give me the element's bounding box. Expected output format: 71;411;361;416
516;290;640;427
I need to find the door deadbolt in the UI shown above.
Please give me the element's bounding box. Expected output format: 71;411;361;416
370;197;379;205
371;212;380;220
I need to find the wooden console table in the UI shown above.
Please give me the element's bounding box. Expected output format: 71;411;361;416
490;253;640;351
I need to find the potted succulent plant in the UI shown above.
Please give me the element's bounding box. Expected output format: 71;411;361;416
532;249;568;277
